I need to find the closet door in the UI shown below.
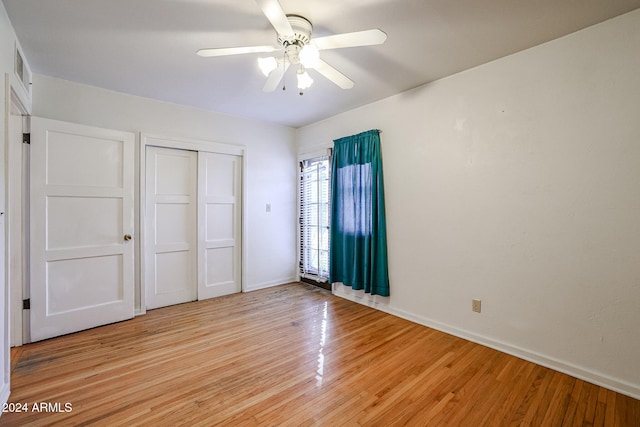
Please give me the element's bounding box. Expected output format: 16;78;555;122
198;152;242;300
145;146;197;309
30;117;135;342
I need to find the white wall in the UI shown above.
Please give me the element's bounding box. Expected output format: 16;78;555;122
32;75;298;307
297;9;640;398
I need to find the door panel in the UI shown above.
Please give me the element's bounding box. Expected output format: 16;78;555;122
145;147;197;309
30;117;134;342
47;196;122;248
47;255;123;314
46;132;123;187
198;152;242;300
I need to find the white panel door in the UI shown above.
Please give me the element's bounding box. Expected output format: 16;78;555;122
145;146;197;309
198;152;242;300
30;117;134;342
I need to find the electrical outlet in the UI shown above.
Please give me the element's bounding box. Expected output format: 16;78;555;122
266;203;271;213
472;299;481;313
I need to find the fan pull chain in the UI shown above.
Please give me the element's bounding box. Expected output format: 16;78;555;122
282;51;288;91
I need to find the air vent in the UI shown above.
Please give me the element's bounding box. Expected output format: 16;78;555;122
15;47;24;82
14;43;32;98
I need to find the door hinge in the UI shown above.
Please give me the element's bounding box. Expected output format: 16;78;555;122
23;298;30;310
22;133;30;144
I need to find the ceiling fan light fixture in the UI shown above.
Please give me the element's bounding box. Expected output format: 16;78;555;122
299;44;319;68
258;56;278;76
297;66;313;90
198;1;386;93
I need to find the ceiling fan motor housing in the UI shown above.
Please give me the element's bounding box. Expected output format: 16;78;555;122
278;14;312;48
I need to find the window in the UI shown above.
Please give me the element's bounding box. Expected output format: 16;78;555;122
299;154;330;281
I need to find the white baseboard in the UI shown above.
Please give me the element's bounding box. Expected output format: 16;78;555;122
332;286;640;400
244;276;297;292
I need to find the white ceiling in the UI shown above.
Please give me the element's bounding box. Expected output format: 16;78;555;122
4;0;640;127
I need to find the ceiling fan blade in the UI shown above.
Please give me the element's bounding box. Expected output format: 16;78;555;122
313;29;387;50
254;0;294;38
312;59;354;89
197;45;279;57
263;62;291;92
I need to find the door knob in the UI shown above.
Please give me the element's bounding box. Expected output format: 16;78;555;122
124;234;132;241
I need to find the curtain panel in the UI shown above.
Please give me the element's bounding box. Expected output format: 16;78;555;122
330;129;390;296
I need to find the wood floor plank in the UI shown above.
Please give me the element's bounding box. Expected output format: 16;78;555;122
561;377;583;426
1;283;639;426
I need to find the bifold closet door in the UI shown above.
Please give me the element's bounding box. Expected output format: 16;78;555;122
145;146;197;309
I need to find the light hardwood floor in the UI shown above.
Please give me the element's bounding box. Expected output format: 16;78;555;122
2;283;638;426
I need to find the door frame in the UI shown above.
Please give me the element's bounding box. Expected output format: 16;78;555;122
7;81;31;347
139;133;246;313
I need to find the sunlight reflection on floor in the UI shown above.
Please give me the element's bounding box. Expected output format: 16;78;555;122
316;301;328;386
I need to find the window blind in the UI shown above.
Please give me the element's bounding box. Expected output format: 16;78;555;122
299;154;330;281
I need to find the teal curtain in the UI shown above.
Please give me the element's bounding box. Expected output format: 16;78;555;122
330;129;389;296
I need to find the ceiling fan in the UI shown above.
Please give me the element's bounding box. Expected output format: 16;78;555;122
196;0;387;93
